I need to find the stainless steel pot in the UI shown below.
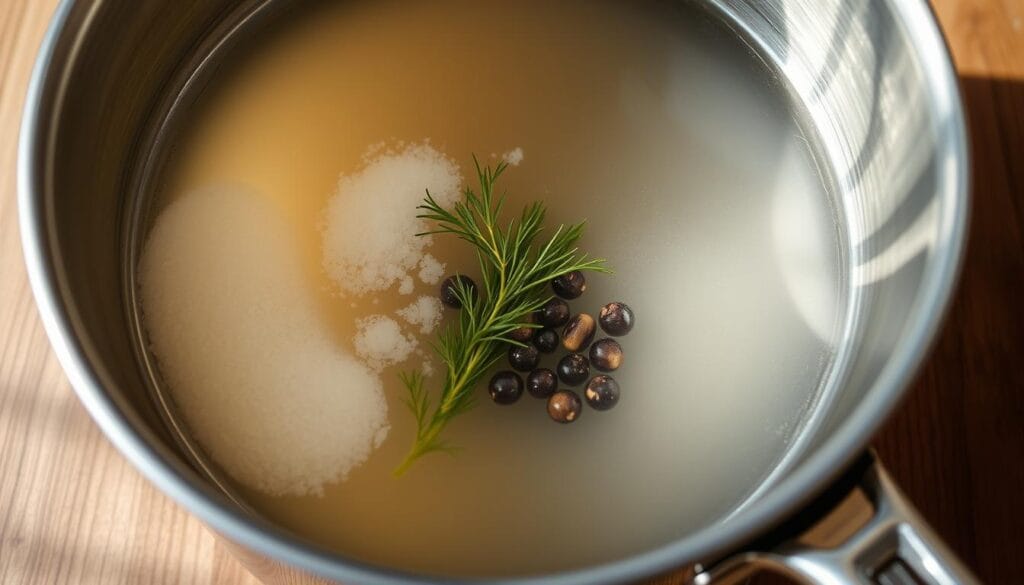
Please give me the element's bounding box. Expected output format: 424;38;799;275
19;0;975;583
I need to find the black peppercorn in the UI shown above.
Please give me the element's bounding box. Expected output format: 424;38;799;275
589;338;623;372
584;375;620;411
536;298;571;327
556;353;590;386
489;371;523;405
526;368;558;398
508;344;540;372
439;275;477;309
599;302;634;336
509;312;536;343
547;390;583;423
562;313;596;352
533;329;559;353
551;271;586;299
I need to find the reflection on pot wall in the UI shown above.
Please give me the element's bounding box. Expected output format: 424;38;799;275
716;0;962;450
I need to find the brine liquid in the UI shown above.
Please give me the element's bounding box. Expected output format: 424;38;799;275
143;0;845;576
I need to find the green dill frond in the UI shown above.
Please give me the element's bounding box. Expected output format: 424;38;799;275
394;158;610;477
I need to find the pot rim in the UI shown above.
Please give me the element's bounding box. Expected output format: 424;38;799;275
18;0;969;583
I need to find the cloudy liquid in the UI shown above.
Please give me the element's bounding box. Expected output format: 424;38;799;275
145;0;845;577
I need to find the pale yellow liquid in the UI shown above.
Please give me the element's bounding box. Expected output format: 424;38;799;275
152;0;844;576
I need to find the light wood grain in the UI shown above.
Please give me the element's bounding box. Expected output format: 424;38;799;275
1;1;1021;584
0;1;260;583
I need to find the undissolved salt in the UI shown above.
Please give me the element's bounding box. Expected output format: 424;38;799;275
139;187;389;496
141;145;465;495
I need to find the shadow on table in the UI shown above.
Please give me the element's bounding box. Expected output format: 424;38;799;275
871;74;1024;585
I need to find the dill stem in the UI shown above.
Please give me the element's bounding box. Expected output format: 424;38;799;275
393;267;509;476
393;420;443;477
392;159;608;476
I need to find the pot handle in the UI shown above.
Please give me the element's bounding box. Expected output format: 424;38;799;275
690;451;980;585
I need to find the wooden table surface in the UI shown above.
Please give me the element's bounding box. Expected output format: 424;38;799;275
1;1;1021;583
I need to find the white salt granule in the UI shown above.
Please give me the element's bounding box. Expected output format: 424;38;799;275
397;295;444;334
323;144;462;295
138;187;389;497
398;275;414;295
354;315;417;371
418;253;445;285
503;147;524;166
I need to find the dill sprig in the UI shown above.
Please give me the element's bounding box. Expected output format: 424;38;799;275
393;158;609;476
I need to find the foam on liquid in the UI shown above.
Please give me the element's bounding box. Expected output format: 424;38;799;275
141;0;844;576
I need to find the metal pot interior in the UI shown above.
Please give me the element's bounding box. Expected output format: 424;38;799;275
20;0;966;582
